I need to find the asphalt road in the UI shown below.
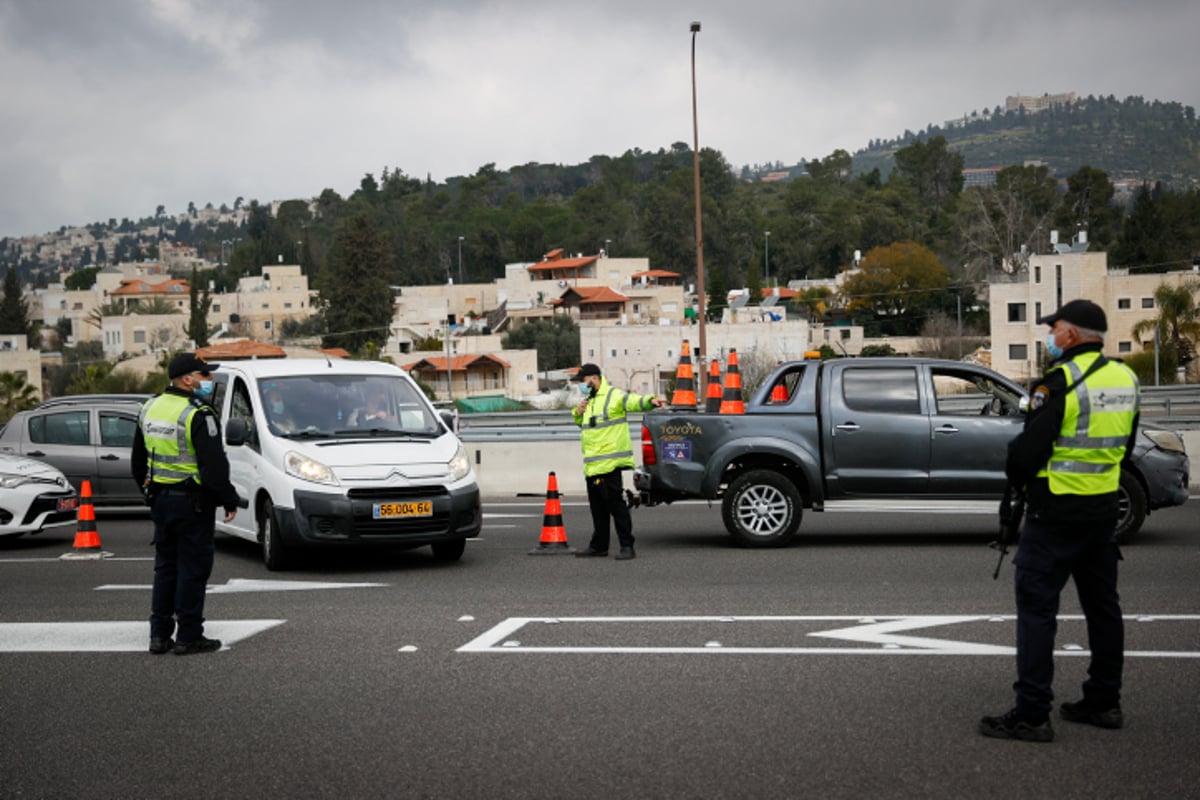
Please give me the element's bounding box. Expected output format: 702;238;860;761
2;497;1197;800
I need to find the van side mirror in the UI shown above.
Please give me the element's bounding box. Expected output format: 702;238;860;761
438;409;459;433
225;417;249;446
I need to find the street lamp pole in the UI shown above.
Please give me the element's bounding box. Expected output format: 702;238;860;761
457;236;464;284
690;21;707;384
604;238;612;257
764;230;771;286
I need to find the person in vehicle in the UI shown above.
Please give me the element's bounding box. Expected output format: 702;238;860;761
263;384;301;433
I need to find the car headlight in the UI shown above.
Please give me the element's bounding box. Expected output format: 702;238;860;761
0;472;33;489
1142;429;1186;454
284;451;339;485
448;443;471;482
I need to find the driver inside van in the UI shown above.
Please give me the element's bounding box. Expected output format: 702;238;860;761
264;384;301;433
355;389;398;428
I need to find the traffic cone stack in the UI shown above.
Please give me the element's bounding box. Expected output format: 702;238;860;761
61;480;110;560
719;350;745;415
528;471;574;555
670;340;697;410
704;359;723;413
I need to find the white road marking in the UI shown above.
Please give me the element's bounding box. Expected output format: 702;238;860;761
458;615;1200;657
95;578;388;594
0;620;285;652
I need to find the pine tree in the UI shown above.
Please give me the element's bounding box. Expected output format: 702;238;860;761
320;212;394;354
0;268;32;340
187;268;213;348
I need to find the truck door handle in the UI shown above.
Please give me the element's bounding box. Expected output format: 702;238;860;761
100;454;121;460
834;423;860;432
935;424;960;434
29;450;45;457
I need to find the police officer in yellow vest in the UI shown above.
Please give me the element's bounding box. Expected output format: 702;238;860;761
980;300;1139;742
132;353;240;656
571;363;666;560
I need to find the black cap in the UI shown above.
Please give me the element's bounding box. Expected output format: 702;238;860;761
572;363;602;381
1036;299;1107;333
168;352;220;379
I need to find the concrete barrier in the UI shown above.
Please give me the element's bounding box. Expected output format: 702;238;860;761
465;429;1199;498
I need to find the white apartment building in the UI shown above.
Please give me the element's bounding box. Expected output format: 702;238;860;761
989;244;1200;383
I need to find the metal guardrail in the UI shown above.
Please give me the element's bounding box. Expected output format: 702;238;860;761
455;385;1200;436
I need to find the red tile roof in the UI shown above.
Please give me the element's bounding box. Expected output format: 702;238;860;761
196;341;286;360
403;354;511;372
109;278;190;296
630;270;681;279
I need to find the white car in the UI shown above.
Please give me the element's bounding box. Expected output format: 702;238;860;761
0;453;79;538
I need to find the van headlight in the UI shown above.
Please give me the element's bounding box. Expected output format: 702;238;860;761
448;443;471;481
284;451;339;486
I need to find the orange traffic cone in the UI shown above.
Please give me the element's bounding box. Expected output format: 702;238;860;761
769;381;789;403
719;349;745;415
528;471;574;554
704;359;723;413
61;480;110;560
670;340;697;410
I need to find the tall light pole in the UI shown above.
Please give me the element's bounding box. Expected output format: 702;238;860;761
764;230;771;286
457;236;464;284
604;238;612;257
690;21;707;381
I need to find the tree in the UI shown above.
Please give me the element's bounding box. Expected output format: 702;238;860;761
840;241;952;335
0;268;35;344
957;164;1058;275
0;371;39;422
320;212;394;354
187;268;213;348
1054;165;1122;250
1130;281;1200;369
501;316;580;372
64;266;101;290
892;136;965;210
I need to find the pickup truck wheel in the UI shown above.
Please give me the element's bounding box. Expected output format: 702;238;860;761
260;497;290;571
722;470;802;547
1115;470;1146;542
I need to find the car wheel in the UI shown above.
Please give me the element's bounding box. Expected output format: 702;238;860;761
721;469;802;547
260;497;290;571
431;538;467;562
1115;470;1147;542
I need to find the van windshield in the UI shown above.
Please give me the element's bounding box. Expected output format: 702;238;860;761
258;375;442;438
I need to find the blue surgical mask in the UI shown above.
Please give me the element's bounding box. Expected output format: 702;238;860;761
194;379;214;399
1044;333;1064;360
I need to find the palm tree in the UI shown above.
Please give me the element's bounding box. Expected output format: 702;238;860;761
1130;281;1200;369
0;371;39;422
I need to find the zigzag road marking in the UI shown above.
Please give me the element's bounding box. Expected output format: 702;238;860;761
0;620;285;652
458;615;1200;657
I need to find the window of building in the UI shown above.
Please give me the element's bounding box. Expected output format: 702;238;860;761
1142;297;1154;309
133;329;146;344
284;302;293;309
213;303;221;312
840;329;851;340
1117;298;1131;310
1034;266;1041;284
1009;343;1028;360
1118;341;1132;353
1007;303;1026;323
609;349;616;357
1035;302;1042;321
264;320;272;330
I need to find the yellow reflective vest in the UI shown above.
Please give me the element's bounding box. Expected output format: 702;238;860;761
572;378;656;477
1036;352;1139;495
139;393;202;485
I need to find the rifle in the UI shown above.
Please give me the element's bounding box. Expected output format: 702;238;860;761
990;485;1025;579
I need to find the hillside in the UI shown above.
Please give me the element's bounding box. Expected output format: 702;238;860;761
848;95;1200;186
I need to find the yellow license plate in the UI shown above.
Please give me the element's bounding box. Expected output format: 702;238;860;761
372;501;433;519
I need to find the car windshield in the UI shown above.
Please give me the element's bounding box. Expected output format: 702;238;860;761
258;375;442;438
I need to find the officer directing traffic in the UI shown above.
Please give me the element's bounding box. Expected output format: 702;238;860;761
980;299;1140;742
132;352;240;656
571;363;666;560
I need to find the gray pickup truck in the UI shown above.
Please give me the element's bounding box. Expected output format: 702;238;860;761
633;356;1190;546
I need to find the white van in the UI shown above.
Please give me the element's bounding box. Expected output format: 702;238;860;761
210;359;480;570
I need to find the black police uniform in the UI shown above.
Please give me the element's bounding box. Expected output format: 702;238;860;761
1003;341;1139;722
131;387;240;647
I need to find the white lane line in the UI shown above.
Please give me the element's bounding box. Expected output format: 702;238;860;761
457;615;1200;657
0;620;285;652
95;578;388;594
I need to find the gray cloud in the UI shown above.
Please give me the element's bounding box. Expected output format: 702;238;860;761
2;0;1197;238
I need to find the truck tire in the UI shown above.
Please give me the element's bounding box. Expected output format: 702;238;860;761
431;538;467;562
1115;470;1146;542
722;470;802;547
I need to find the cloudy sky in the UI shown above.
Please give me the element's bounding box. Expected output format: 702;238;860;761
3;0;1198;239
